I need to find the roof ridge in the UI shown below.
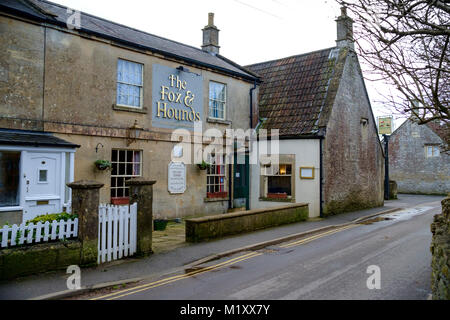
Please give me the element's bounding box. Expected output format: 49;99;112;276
37;0;215;56
245;46;337;68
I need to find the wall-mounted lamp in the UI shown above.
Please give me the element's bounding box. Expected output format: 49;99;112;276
127;120;143;146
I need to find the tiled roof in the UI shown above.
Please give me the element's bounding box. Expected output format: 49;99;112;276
0;129;80;148
246;47;345;137
0;0;258;82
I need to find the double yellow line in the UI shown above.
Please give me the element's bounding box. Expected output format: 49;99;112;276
91;223;359;300
279;224;358;248
91;251;263;300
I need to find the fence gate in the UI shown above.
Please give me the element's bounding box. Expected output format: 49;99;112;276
98;203;137;264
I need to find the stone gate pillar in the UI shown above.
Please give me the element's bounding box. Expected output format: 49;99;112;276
67;180;104;266
126;178;157;256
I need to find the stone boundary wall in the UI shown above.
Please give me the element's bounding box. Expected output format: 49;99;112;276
185;203;309;242
431;197;450;300
0;240;84;280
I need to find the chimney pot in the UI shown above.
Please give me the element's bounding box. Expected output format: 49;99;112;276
208;13;214;26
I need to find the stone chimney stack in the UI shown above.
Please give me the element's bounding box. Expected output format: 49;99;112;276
202;13;220;55
336;7;355;50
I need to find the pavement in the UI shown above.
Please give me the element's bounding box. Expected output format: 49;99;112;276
0;194;444;300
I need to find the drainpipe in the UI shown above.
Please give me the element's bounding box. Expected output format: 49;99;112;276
319;137;324;218
249;80;257;129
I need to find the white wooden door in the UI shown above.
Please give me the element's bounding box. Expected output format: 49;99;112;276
23;152;63;222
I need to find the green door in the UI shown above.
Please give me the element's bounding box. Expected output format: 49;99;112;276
233;153;249;210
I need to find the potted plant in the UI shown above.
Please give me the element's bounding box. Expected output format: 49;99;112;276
153;215;168;231
95;159;112;171
197;160;211;170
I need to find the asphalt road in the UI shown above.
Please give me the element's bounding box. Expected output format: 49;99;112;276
88;197;442;300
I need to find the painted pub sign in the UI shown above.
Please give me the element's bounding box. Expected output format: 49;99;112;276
152;64;203;130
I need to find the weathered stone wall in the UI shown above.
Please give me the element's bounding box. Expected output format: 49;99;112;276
185;203;309;242
0;240;82;280
389;120;450;195
322;49;384;216
430;197;450;300
0;16;45;131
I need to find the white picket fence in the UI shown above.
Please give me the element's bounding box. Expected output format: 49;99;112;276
0;218;78;248
98;203;137;264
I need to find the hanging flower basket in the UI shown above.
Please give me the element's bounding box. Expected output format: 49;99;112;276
197;160;211;170
95;160;112;171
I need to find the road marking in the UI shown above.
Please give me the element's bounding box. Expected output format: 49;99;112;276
279;225;358;248
91;223;360;300
91;251;262;300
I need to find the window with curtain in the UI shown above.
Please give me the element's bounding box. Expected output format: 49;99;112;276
206;153;227;198
0;151;21;207
208;81;226;120
116;59;143;108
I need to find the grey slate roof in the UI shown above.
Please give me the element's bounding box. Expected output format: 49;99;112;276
0;129;80;148
0;0;259;81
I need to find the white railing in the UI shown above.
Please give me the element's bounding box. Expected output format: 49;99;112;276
98;203;137;264
0;218;78;248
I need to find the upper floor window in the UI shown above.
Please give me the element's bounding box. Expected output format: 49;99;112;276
209;81;226;120
117;59;143;108
425;145;440;158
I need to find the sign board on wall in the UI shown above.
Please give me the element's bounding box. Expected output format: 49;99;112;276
378;116;393;135
168;162;186;194
152;64;203;130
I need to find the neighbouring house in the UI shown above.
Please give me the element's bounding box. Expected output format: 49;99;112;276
0;0;260;225
246;7;385;217
388;118;450;195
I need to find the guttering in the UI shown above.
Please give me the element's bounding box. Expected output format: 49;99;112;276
319;136;324;218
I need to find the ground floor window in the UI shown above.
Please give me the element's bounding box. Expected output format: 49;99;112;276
0;151;21;207
206;154;227;198
111;149;142;204
261;164;292;199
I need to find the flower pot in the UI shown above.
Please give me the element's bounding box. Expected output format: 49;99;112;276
154;219;168;231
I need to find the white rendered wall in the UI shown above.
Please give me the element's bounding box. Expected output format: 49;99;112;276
250;139;321;217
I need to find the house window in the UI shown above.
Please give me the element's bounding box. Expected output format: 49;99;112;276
111;150;142;204
116;59;143;108
261;164;292;199
206;154;227;198
0;151;21;207
209;81;226;120
425;145;440;158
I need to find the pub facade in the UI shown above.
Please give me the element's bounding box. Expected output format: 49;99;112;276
0;0;259;224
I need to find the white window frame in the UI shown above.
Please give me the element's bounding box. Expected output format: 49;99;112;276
425;145;440;158
208;81;227;120
111;149;142;199
116;59;144;109
206;153;227;197
261;163;293;199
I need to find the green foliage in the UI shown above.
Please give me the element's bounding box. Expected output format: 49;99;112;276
95;159;112;170
26;212;78;225
197;160;211;170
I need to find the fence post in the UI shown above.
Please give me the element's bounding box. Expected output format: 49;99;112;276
67;180;104;266
126;177;156;256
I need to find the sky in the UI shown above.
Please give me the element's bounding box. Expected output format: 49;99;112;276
52;0;406;131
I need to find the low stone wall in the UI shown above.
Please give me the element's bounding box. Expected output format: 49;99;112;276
430;197;450;300
0;240;85;280
185;203;309;242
